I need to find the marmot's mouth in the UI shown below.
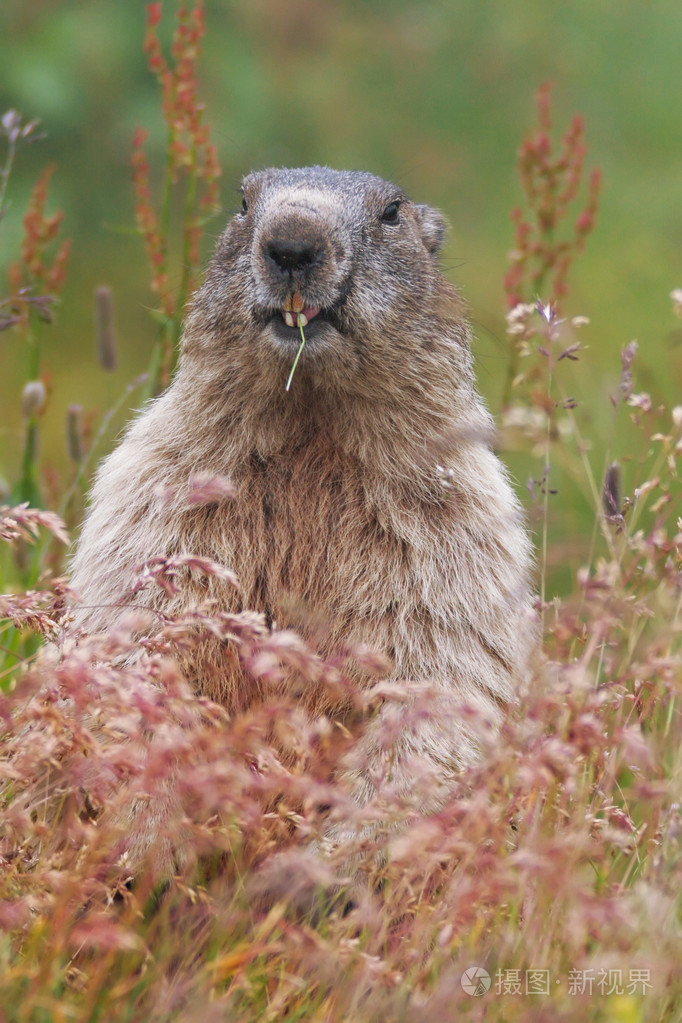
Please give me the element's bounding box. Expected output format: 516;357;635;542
280;305;320;329
254;286;348;340
254;303;342;339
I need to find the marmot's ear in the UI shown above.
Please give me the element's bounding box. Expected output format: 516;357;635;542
414;204;447;255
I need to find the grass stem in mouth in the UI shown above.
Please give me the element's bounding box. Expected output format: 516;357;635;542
285;315;306;391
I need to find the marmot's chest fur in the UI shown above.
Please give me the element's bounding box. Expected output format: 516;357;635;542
177;438;447;627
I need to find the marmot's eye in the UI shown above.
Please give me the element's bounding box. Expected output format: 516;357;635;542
240;194;248;215
380;201;401;224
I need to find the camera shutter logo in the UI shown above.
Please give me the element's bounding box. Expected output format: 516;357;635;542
461;967;492;996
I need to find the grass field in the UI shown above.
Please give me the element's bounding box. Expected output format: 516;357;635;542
1;5;681;1021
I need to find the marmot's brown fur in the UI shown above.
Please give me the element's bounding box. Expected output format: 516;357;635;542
70;166;533;823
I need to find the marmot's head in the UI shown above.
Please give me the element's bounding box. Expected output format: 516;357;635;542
183;167;469;399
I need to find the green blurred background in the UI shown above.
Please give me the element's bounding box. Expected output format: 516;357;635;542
1;0;681;586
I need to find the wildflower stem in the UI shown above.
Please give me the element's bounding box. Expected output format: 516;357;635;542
539;361;553;624
28;318;40;381
159;130;174;284
0;130;17;220
15;309;43;514
146;333;164;401
182;145;198;293
155;141;176;392
172;143;199;380
158;314;178;393
17;419;39;507
285;317;307;391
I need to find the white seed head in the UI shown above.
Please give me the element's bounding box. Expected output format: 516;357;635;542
21;380;46;418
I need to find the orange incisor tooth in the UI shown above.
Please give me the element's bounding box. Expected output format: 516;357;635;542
291;291;304;313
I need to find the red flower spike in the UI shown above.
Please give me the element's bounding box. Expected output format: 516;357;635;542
504;83;601;312
131;0;221;384
146;3;162;27
12;165;71;299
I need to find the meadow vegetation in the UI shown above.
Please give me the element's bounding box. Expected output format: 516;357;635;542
0;4;680;1021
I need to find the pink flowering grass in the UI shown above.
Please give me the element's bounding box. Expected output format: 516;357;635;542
1;17;681;1022
0;491;679;1021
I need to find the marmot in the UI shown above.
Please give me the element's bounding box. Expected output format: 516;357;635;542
70;166;533;819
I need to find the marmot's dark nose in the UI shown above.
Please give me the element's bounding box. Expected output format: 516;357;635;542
266;238;320;275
